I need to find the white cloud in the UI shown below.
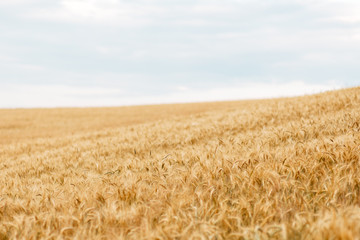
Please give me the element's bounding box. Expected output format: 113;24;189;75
0;84;124;108
303;0;360;24
0;0;34;5
0;81;343;108
1;0;358;109
19;0;248;27
95;46;113;55
176;86;189;91
0;54;17;62
173;19;212;27
327;16;360;24
16;64;45;71
190;3;235;14
0;55;46;72
24;0;164;26
143;81;343;104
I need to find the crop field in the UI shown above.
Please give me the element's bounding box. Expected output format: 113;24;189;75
0;87;359;239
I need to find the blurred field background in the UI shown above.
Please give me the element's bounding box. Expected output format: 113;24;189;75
0;87;360;239
0;101;257;146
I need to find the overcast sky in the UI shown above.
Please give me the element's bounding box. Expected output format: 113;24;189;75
0;0;359;108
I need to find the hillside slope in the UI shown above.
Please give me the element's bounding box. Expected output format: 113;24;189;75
0;87;359;239
0;100;256;146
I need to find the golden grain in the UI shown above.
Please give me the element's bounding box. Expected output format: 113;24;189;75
0;87;359;239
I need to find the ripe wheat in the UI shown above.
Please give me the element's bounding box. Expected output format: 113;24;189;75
0;87;359;239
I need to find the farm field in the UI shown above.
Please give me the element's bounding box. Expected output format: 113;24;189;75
0;87;360;239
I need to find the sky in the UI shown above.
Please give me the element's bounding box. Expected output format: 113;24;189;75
0;0;359;108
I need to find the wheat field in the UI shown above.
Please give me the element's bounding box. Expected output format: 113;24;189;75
0;87;359;239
